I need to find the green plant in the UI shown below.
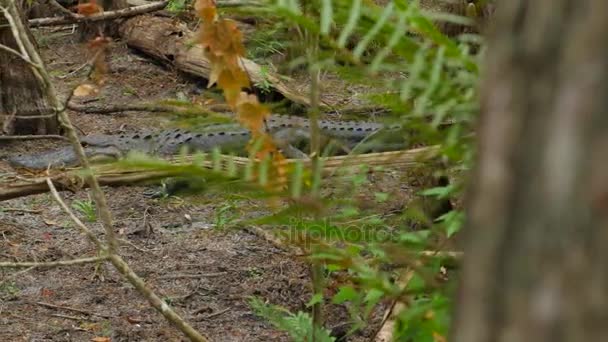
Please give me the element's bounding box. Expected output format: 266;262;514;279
0;281;21;300
254;66;274;94
121;0;482;339
167;0;188;13
214;202;238;229
238;0;480;339
72;198;97;222
249;297;336;342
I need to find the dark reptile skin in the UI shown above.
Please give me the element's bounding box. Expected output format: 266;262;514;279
8;115;396;169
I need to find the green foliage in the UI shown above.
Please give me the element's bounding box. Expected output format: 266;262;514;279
249;297;336;342
214;202;238;229
242;0;479;339
72;198;97;222
121;0;481;340
0;281;21;300
167;0;189;13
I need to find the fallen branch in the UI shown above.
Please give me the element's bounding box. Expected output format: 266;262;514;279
0;147;439;201
0;256;108;268
119;15;322;108
28;1;169;28
67;101;232;115
0;134;67;141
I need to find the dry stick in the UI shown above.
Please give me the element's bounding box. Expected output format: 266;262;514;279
0;41;37;67
158;272;228;280
50;313;90;321
45;0;79;18
37;301;113;318
0;256;109;269
0;148;440;202
198;307;230;320
46;180;208;341
28;1;169;28
372;269;416;342
0;134;68;140
0;207;43;213
46;179;104;250
67;102;232;114
2;3;208;340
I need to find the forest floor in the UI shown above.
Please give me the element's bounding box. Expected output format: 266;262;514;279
0;25;420;341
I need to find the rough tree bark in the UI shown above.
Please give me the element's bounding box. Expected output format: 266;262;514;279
451;1;608;341
0;0;59;135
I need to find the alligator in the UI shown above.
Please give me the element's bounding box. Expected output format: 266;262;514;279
8;115;404;170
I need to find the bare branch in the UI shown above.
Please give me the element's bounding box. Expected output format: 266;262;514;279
28;1;169;27
46;178;105;249
0;6;39;68
67;102;232;115
0;42;27;61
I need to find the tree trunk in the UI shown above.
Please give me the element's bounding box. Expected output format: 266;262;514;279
451;1;608;341
0;0;59;135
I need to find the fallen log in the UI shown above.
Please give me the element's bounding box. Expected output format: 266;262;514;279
0;147;439;201
118;15;321;108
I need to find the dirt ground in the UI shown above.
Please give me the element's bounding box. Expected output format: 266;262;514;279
0;25;416;341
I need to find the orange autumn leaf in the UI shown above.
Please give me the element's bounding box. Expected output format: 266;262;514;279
270;152;289;191
88;36;110;85
217;69;250;106
194;0;217;22
73;0;103;16
236;92;270;132
192;0;287;191
197;19;245;59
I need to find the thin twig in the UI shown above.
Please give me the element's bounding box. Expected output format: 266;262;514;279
0;134;67;141
117;237;152;253
0;256;108;269
46;178;105;250
0;42;29;63
50;313;90;321
1;207;43;213
57;61;89;79
158;272;227;280
1;6;28;56
67;102;232;115
37;301;114;318
28;1;169;27
197;308;230;320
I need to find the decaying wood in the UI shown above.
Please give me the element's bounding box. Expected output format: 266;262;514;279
0;147;439;201
118;15;321;108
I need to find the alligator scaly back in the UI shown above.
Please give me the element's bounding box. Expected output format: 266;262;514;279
8;115;398;170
